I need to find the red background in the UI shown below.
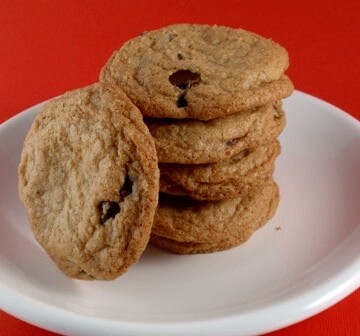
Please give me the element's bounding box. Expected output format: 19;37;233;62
0;1;359;335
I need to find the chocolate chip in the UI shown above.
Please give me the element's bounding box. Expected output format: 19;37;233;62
99;201;120;224
177;53;184;60
226;138;240;146
120;175;133;201
169;70;201;89
176;93;188;108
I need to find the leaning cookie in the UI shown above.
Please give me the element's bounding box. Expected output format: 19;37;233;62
152;180;279;244
159;140;280;200
100;23;293;120
146;102;285;164
18;83;159;280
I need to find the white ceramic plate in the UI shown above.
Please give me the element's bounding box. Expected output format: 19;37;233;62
0;91;359;336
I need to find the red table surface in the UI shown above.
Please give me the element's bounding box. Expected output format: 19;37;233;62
0;1;359;335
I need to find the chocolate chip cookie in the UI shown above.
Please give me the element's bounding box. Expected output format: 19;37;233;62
146;102;285;164
18;83;159;280
100;24;293;120
159;140;280;200
151;180;279;245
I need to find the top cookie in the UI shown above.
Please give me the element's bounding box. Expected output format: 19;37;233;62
18;83;159;280
100;23;293;120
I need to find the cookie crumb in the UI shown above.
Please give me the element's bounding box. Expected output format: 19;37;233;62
275;226;282;231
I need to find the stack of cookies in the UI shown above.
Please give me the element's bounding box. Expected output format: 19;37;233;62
18;24;294;280
100;24;293;254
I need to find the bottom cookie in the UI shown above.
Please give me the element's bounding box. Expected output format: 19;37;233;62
152;180;279;243
150;234;245;254
151;180;280;254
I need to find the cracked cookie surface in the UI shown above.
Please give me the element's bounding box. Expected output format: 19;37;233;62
18;83;159;280
100;23;293;120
